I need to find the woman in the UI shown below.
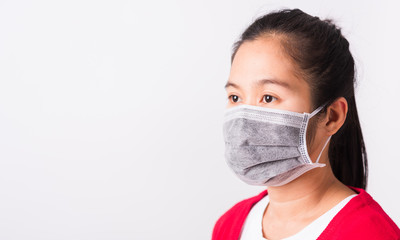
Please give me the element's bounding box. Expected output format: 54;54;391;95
213;8;400;240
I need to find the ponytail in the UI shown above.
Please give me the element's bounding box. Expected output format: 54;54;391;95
329;95;368;189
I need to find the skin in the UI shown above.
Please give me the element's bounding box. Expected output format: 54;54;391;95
225;36;356;239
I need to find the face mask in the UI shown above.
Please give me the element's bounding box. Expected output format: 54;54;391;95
223;104;331;187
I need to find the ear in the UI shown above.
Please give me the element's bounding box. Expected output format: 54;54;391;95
323;97;348;136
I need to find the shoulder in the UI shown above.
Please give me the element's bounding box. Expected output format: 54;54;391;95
318;187;400;240
212;189;268;240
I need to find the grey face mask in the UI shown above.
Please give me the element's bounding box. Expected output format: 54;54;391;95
223;104;331;187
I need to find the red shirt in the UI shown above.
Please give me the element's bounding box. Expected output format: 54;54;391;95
212;187;400;239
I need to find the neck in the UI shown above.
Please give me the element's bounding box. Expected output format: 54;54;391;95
268;165;335;202
265;162;354;220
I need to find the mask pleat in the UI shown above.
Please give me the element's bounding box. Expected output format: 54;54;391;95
225;145;301;169
223;118;300;147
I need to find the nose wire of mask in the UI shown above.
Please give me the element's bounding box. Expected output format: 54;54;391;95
223;104;329;186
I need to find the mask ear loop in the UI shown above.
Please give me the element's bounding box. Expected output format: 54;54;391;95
315;136;331;163
309;105;325;118
309;103;331;163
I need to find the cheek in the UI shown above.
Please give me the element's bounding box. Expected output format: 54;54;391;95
289;90;314;113
305;117;318;151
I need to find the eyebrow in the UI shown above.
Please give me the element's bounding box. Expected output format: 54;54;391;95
224;81;240;89
224;78;292;90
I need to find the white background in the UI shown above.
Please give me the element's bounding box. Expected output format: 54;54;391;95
0;0;399;239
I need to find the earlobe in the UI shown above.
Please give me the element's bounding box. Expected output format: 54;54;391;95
325;97;348;135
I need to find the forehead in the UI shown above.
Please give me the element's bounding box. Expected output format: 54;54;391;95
229;37;306;90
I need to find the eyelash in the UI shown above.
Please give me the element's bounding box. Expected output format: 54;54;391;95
228;95;241;103
263;95;277;103
227;94;277;103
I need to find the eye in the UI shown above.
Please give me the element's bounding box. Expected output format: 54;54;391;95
228;95;241;103
263;95;277;103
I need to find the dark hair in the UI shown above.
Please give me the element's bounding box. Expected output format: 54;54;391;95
231;8;368;189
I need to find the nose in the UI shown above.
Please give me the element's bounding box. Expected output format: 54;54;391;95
225;92;261;108
242;94;260;106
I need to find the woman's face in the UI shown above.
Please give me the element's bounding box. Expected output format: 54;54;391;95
225;37;313;114
225;36;330;163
